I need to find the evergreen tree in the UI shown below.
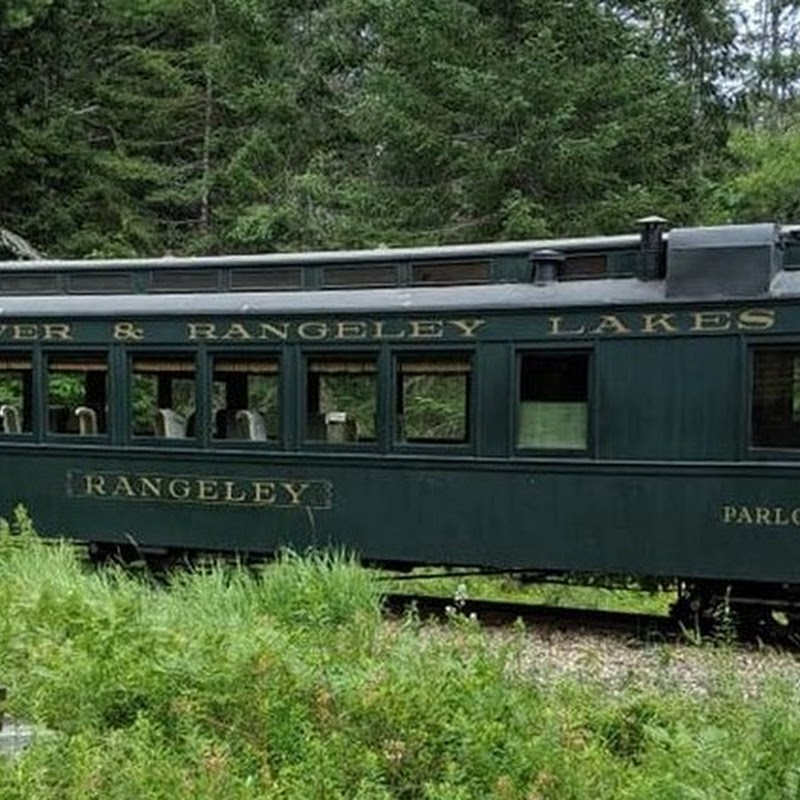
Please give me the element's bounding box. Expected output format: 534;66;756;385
0;0;746;256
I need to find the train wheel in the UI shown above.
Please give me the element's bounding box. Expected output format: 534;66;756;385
728;604;775;642
672;585;765;643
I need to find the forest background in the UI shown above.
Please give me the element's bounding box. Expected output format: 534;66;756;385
1;0;799;259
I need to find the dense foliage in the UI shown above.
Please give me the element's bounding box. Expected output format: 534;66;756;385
0;511;798;797
4;0;797;258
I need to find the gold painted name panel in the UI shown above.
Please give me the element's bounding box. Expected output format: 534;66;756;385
67;470;333;509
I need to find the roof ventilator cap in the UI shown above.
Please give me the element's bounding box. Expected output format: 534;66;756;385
666;222;779;298
530;249;564;286
637;215;667;280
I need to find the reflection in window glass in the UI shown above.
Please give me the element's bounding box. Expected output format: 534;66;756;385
212;357;279;441
751;348;800;448
47;354;108;435
396;356;470;443
132;356;195;438
306;357;376;443
0;354;32;433
518;352;589;450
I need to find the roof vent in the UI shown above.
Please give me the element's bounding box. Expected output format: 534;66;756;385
530;249;564;285
637;215;667;280
666;223;779;298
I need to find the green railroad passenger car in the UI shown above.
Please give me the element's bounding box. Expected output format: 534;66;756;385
1;219;800;620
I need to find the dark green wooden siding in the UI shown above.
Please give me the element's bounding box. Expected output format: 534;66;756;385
596;337;742;460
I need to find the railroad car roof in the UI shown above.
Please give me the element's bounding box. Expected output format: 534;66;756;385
0;233;641;271
0;276;792;318
0;222;795;314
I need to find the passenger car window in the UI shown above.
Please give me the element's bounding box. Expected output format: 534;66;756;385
306;356;377;443
518;352;589;450
0;354;32;434
395;355;471;443
751;348;800;448
131;356;196;438
47;354;108;435
212;356;279;442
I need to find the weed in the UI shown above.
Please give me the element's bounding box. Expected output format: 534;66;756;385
0;516;799;797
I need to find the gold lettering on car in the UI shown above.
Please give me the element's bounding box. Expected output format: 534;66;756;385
185;317;487;342
447;319;487;337
737;308;775;330
68;470;332;509
369;320;406;339
547;317;586;336
0;322;73;341
223;480;247;503
220;323;253;341
113;322;145;341
187;322;217;340
589;315;631;335
336;321;368;340
259;322;290;340
296;321;329;340
690;311;731;332
720;503;800;527
408;320;444;339
549;308;776;337
641;313;678;333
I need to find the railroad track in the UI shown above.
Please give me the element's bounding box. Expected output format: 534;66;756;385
383;593;800;651
382;592;676;641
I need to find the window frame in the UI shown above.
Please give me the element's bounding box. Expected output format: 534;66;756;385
514;347;593;457
0;348;34;439
390;349;476;454
747;342;800;458
301;349;381;450
43;349;111;442
207;349;283;448
126;349;200;445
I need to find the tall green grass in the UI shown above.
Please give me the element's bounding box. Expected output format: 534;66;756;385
0;509;798;798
